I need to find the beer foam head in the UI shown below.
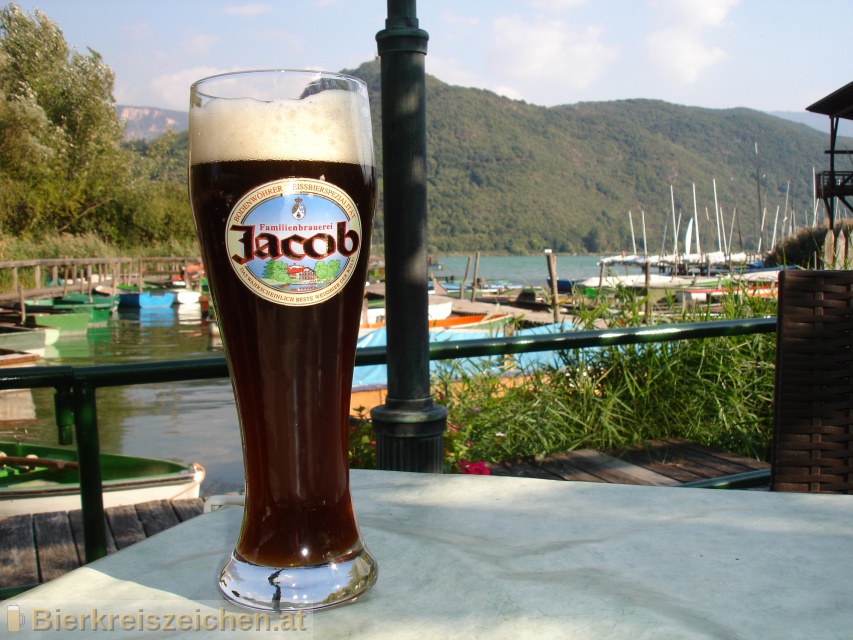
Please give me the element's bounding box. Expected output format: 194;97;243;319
189;89;373;166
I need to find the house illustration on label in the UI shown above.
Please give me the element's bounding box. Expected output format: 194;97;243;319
287;265;318;283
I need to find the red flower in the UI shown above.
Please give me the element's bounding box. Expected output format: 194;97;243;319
459;460;491;475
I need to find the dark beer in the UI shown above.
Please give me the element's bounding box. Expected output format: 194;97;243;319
189;73;378;607
190;159;374;567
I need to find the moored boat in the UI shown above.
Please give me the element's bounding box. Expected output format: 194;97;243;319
360;311;511;334
0;348;41;368
0;310;66;343
364;300;453;325
25;311;91;335
0;441;205;517
170;288;202;305
106;283;192;307
0;324;47;356
17;296;116;326
116;290;177;308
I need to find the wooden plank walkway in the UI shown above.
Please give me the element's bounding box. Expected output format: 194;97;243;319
486;438;770;486
0;498;203;594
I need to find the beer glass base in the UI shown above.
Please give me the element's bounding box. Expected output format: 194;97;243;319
217;541;378;611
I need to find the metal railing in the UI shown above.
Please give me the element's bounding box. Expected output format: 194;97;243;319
0;316;776;568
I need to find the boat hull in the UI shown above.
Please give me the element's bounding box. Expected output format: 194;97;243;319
172;289;202;305
117;291;177;308
0;324;47;356
28;311;91;335
0;442;205;517
360;312;511;334
22;297;117;326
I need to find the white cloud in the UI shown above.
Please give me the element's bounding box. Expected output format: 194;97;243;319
427;55;486;89
252;28;303;53
223;4;274;17
440;10;479;28
488;15;618;102
144;66;232;111
121;21;150;42
646;27;727;83
428;55;527;102
649;0;739;27
528;0;588;10
645;0;738;84
182;32;218;58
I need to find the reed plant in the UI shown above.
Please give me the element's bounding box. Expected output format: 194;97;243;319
350;286;777;472
0;233;200;261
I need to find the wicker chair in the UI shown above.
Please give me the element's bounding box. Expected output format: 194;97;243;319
770;269;853;493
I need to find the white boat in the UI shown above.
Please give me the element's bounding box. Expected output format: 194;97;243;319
0;324;47;357
0;441;205;517
171;288;202;305
365;300;453;325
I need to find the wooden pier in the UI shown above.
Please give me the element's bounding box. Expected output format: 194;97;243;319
0;256;203;303
0;498;203;595
488;438;769;486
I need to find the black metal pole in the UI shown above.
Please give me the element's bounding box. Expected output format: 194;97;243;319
73;382;108;562
372;0;446;472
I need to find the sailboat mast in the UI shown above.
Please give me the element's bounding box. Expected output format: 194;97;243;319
754;142;763;240
629;211;637;255
771;205;780;250
670;185;678;256
713;179;722;254
692;183;701;256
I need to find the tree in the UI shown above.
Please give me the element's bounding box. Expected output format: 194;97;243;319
0;3;132;238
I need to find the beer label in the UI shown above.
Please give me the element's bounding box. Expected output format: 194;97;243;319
226;178;362;306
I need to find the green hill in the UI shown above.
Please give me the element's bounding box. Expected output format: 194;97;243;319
345;60;835;255
165;60;837;256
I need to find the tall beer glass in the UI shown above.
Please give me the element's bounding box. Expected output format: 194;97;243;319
188;70;377;611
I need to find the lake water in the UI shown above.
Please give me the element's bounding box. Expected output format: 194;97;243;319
430;254;604;287
11;255;604;495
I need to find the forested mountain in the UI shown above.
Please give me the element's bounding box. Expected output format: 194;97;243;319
122;59;841;255
343;60;837;254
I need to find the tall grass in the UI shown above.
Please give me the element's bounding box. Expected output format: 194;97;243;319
444;289;775;466
0;233;200;261
351;286;777;471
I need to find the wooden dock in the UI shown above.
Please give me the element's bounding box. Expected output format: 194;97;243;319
0;498;203;595
487;438;770;486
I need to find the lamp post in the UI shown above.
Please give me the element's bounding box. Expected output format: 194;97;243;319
371;0;447;472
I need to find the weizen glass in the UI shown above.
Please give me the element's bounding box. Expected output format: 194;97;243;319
188;70;378;611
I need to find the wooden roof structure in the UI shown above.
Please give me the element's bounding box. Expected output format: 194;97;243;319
807;81;853;228
807;80;853;120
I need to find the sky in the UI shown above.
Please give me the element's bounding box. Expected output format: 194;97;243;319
9;0;853;115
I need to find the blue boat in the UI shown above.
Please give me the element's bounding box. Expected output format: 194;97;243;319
117;290;176;308
547;277;579;294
